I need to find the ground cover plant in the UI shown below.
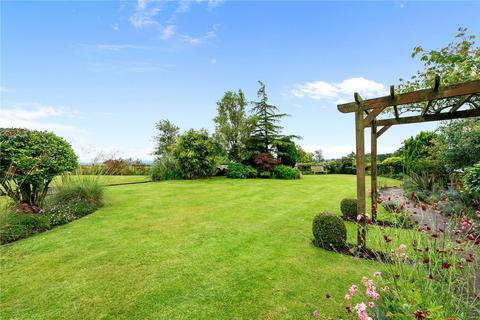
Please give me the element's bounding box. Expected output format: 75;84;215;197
1;175;402;320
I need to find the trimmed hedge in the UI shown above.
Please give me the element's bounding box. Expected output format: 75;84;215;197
340;198;357;220
273;165;301;180
312;212;347;250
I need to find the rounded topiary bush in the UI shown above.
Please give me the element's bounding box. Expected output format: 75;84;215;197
340;198;357;220
312;212;347;250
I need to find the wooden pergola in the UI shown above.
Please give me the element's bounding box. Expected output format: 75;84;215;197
337;77;480;248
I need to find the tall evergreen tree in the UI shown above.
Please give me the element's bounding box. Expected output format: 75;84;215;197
248;81;289;155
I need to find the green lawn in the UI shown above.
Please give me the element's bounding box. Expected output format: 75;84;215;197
0;175;401;319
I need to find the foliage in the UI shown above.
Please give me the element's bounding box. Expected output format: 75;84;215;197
275;137;298;167
272;165;300;180
252;153;280;174
340;198;357;220
438;118;480;171
173;129;220;179
154;119;179;159
396;27;480;114
225;163;257;179
312;149;324;163
102;158;150;175
0;128;78;206
213;90;253;162
248;81;290;155
47;175;104;224
378;156;404;178
464;162;480;201
296;162;316;174
296;145;312;163
150;156;181;181
0;211;52;244
324;152;356;174
403;131;437;174
312;212;347;250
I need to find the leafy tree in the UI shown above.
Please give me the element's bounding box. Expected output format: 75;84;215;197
213;90;253;162
275;137;298;167
396;27;480;114
248;81;290;155
296;145;312;163
312;149;324;163
0;128;78;206
403;131;438;174
437;118;480;171
154;119;179;158
173;129;220;179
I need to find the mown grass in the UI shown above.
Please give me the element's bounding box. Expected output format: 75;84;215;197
1;175;403;319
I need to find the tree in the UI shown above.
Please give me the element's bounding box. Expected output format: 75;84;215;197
296;145;312;163
275;137;298;167
213;90;252;162
173;129;220;179
312;149;324;163
396;27;480;114
248;81;289;155
0;128;78;206
437;118;480;171
154;119;179;158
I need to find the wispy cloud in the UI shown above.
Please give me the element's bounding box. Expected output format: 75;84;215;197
160;25;176;40
96;44;147;51
292;77;387;103
181;24;219;45
129;0;162;29
0;103;80;132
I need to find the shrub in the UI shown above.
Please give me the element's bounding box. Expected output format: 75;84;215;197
464;162;480;201
0;211;51;244
312;212;347;250
173;129;220;179
340;198;357;220
273;165;300;179
0;128;78;206
151;156;182;181
46;176;104;224
226;163;257;179
253;153;280;173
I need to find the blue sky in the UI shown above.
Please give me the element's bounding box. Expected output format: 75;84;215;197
1;0;479;161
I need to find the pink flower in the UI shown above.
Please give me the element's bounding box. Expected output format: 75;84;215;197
399;244;407;250
349;284;358;296
344;294;351;301
366;287;380;300
312;309;318;318
357;214;363;222
354;303;372;320
373;271;381;277
476;210;480;218
368;302;375;308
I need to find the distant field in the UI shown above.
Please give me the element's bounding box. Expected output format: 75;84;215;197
1;175;407;319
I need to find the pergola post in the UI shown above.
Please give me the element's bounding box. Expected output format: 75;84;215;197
370;120;378;222
354;94;366;248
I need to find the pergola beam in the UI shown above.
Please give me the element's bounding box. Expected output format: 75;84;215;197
377;124;392;138
366;108;480;127
421;75;441;116
450;94;473;113
338;79;480;113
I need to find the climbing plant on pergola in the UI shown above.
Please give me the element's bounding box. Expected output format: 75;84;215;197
337;77;480;248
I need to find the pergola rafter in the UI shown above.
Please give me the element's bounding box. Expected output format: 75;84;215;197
337;77;480;248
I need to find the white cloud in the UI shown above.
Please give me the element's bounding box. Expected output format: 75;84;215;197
0;104;79;132
292;77;387;102
129;0;161;29
182;24;219;45
96;44;147;51
210;58;217;64
160;25;176;40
